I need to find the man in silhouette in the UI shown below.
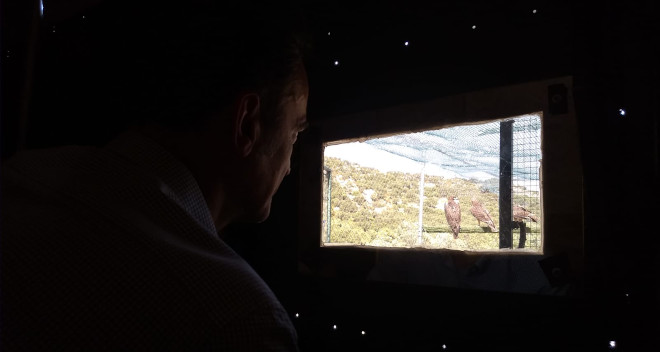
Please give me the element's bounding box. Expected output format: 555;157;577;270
1;1;308;350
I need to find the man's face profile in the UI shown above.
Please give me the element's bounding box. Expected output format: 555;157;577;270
245;67;309;223
161;64;310;230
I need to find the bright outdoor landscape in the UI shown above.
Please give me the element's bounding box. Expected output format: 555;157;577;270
321;114;542;252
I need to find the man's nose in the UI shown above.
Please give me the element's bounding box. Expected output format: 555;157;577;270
285;168;291;176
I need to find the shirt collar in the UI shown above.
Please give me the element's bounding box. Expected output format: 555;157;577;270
105;129;217;234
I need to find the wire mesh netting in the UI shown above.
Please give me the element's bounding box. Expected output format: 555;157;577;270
512;115;542;250
322;113;542;252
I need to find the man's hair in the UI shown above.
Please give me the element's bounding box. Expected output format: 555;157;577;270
95;0;310;130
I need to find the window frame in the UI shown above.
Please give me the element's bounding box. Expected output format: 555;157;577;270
297;76;583;294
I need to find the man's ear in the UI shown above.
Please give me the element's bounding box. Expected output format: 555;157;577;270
233;93;261;157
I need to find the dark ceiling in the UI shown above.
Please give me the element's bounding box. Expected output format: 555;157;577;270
300;0;574;117
0;0;649;152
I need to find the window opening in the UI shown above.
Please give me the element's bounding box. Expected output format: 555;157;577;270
321;113;542;252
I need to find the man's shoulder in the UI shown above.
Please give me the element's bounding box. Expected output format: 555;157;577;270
0;140;297;349
3;145;98;171
1;144;115;200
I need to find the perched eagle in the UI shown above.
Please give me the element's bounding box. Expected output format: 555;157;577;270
444;196;461;239
513;205;539;223
470;197;497;232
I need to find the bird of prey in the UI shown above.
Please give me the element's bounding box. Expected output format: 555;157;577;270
444;196;461;239
513;205;539;223
470;197;497;232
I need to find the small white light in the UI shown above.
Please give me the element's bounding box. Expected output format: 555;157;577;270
328;31;331;36
619;108;626;116
404;41;409;46
295;313;299;318
361;330;366;335
609;340;617;349
334;60;340;66
332;324;337;330
40;0;44;17
533;9;537;14
472;25;477;29
625;293;629;297
442;344;447;350
82;15;86;19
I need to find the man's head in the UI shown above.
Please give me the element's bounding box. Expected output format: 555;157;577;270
107;1;310;130
104;1;311;229
219;63;309;224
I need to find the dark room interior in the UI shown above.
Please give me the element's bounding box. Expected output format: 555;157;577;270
2;0;658;351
